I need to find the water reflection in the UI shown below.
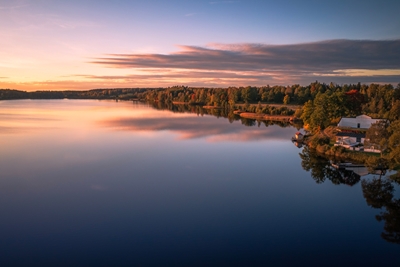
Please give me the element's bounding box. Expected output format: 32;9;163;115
362;177;400;244
0;100;399;266
150;101;304;129
299;146;361;186
99;102;298;142
299;146;400;244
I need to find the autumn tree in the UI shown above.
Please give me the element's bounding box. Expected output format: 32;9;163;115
365;120;390;156
387;120;400;166
283;95;290;105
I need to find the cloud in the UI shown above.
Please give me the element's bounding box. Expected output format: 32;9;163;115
0;79;128;91
90;39;400;85
4;39;399;90
93;39;400;72
98;115;295;142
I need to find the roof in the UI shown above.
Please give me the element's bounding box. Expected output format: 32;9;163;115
336;132;366;138
337;115;383;129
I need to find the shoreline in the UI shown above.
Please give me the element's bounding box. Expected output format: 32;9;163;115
301;131;400;177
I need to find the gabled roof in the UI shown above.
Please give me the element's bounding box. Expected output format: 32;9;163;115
337;115;383;129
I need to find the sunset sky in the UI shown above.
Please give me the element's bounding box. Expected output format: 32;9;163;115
1;0;400;91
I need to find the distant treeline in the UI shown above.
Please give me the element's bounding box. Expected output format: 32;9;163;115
0;88;152;100
1;82;399;123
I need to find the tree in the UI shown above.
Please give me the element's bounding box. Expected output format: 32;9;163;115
365;120;389;156
283;95;290;105
345;89;364;116
328;91;348;119
241;86;257;103
301;100;315;131
387;120;400;166
389;100;400;121
394;83;400;100
309;93;330;131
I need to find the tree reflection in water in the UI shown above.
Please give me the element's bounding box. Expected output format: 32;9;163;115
362;177;400;244
153;101;400;245
299;146;400;245
150;102;298;128
299;146;360;186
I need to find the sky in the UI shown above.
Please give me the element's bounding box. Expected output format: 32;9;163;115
1;0;400;91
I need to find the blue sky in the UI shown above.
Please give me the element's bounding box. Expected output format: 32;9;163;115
1;0;399;90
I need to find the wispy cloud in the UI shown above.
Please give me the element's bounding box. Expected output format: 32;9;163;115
90;39;400;85
4;39;399;90
0;79;130;91
93;40;400;71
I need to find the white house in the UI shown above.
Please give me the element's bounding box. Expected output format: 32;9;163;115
335;115;386;151
336;132;365;147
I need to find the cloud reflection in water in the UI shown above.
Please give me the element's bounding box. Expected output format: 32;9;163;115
99;115;295;142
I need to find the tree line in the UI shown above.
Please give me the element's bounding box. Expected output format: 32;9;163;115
300;84;400;132
1;81;399;126
2;81;399;131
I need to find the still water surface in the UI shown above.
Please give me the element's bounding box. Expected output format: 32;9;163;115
0;100;398;266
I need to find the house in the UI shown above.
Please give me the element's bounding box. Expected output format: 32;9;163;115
337;115;382;130
336;132;366;147
335;115;385;150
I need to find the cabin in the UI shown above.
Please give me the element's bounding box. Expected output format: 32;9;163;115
335;115;385;151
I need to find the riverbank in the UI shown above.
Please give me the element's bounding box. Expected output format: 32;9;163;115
302;130;399;176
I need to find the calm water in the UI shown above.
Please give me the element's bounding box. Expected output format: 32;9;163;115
0;99;398;266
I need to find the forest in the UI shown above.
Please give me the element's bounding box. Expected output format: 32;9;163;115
2;82;399;121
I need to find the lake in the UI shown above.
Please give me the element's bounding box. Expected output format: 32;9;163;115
0;99;398;266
